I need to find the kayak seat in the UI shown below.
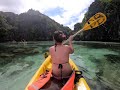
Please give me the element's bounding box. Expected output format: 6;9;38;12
40;70;75;90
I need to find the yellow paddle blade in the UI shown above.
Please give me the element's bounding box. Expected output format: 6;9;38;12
83;12;107;30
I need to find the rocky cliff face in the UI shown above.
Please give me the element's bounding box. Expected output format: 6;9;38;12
74;0;120;42
0;9;71;42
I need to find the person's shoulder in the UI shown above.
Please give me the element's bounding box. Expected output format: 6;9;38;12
64;45;74;53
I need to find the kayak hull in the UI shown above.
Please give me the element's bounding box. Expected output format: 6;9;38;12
25;55;90;90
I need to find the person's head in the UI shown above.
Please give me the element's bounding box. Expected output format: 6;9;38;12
53;31;66;43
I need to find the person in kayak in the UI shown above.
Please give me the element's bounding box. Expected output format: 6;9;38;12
49;30;74;80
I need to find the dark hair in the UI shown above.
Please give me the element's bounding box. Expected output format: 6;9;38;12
53;31;65;43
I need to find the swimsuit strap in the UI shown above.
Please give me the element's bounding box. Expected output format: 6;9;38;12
58;64;63;69
54;43;57;52
59;64;63;79
53;62;69;80
53;62;68;65
53;62;69;69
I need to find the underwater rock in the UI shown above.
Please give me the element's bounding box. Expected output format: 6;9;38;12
0;53;15;58
104;54;120;63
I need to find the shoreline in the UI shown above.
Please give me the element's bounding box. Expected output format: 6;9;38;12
0;41;120;45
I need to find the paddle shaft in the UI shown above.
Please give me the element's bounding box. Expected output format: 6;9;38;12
63;28;84;44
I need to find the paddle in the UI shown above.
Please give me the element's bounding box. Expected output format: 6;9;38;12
63;12;107;44
44;12;107;58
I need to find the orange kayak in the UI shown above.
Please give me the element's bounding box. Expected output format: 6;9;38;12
25;55;90;90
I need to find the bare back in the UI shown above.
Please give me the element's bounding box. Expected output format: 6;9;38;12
49;44;73;78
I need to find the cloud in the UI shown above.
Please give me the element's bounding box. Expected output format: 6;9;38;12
0;0;94;30
0;0;23;13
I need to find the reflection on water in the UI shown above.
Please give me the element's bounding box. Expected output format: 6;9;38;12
0;41;120;90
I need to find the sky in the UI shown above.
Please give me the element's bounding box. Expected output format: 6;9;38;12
0;0;94;30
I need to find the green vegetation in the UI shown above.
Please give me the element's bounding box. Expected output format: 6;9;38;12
0;9;71;42
75;0;120;41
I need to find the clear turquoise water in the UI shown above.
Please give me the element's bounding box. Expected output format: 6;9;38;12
0;41;120;90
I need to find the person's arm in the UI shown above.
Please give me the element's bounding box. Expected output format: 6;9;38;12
68;35;74;54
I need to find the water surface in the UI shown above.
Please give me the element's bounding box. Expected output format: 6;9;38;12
0;41;120;90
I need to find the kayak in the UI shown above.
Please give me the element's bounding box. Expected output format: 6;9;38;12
25;55;90;90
